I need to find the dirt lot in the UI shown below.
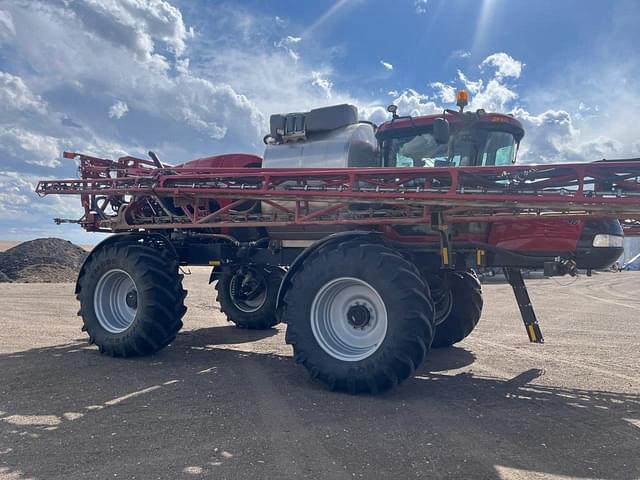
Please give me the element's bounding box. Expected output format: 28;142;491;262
0;267;639;480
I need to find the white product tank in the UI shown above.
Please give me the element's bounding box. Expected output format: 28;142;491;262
262;122;378;169
260;104;379;240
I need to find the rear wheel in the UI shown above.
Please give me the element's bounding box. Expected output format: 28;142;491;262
431;271;482;348
282;240;435;394
216;266;284;329
77;242;186;357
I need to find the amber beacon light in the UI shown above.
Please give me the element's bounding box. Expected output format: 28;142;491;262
456;89;469;112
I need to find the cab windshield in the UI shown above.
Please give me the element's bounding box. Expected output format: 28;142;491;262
383;129;517;168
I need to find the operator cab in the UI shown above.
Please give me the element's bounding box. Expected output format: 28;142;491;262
376;90;525;168
376;90;526;239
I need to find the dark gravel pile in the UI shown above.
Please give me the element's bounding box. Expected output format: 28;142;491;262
0;238;88;283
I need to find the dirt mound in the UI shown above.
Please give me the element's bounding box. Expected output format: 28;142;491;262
0;238;88;283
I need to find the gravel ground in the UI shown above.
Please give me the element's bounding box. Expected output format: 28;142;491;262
0;268;639;480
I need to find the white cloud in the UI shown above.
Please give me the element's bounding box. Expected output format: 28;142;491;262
0;71;47;114
179;106;227;139
359;89;439;125
457;70;483;94
470;79;518;112
0;69;134;170
0;127;61;167
392;89;438;117
415;0;429;14
514;108;623;163
575;101;599;120
172;75;263;139
380;60;393;71
480;53;523;80
579;136;623;159
0;170;83;222
276;35;302;62
311;72;333;99
66;0;192;59
0;172;31;215
108;100;129;119
513;108;576;162
451;49;471;59
2;2;265;147
430;82;456;103
358;105;388;125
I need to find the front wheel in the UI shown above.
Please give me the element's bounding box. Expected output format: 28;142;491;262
77;242;187;357
281;240;435;394
215;266;284;329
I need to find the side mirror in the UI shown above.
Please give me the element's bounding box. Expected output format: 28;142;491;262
433;118;450;145
387;104;399;119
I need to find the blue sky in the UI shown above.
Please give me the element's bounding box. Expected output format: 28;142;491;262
1;0;639;242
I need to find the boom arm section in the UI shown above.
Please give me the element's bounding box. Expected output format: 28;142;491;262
36;152;640;232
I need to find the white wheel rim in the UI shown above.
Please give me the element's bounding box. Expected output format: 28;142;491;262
310;277;388;362
94;269;138;334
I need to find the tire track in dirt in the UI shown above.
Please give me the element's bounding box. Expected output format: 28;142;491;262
234;355;352;480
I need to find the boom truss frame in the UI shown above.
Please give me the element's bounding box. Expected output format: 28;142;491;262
35;152;640;233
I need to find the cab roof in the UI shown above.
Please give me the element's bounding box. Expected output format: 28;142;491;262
376;111;524;139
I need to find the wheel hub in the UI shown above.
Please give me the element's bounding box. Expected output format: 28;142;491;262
125;290;138;309
229;268;268;313
238;276;260;300
347;304;371;329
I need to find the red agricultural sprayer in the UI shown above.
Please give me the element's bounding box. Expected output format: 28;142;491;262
37;92;640;393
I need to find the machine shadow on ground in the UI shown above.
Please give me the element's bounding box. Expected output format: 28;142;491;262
1;326;638;480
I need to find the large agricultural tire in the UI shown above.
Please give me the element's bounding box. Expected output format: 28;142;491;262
431;271;482;348
216;266;284;329
76;242;187;357
281;240;435;394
